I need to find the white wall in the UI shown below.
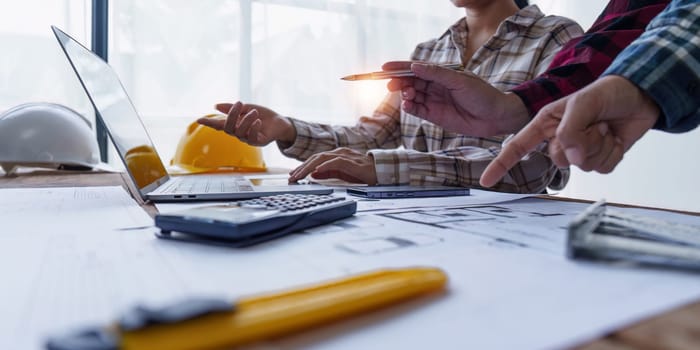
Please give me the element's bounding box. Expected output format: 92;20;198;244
532;0;700;212
558;129;700;212
532;0;608;29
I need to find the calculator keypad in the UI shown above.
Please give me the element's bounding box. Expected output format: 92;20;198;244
237;194;345;212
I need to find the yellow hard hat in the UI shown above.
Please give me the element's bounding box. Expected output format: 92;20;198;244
170;114;266;174
125;145;164;188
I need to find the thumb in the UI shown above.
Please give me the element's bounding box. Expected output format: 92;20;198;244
556;92;604;166
411;63;470;90
215;103;233;114
382;61;413;71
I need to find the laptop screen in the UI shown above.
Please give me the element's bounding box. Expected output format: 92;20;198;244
52;26;169;196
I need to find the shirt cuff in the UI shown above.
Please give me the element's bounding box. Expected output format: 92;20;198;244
367;149;410;185
604;67;699;133
509;77;562;118
602;31;700;132
278;117;313;159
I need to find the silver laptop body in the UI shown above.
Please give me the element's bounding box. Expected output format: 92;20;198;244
52;26;331;202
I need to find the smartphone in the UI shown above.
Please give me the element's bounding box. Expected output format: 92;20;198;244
346;185;469;199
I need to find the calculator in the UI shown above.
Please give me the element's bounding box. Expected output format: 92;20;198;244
155;194;357;247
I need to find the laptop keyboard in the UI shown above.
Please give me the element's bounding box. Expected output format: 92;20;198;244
161;176;255;194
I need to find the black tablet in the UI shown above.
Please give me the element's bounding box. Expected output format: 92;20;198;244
346;185;470;199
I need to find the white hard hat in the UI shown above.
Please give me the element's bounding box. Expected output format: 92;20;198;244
0;102;100;175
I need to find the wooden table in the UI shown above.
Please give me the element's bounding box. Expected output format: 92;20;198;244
1;171;699;350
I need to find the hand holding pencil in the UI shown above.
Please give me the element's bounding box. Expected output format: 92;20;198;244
382;60;531;137
341;62;463;81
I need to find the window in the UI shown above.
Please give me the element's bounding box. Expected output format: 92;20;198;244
1;1;606;171
108;0;463;168
0;1;94;128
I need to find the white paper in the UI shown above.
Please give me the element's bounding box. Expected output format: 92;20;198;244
0;187;341;349
3;189;700;350
267;199;700;349
0;186;151;234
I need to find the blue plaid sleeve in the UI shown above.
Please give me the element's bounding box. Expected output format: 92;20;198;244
603;0;700;133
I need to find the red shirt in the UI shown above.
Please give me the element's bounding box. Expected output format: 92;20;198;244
510;0;671;116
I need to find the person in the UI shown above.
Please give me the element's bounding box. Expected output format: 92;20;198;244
200;0;582;193
386;0;671;139
480;0;700;187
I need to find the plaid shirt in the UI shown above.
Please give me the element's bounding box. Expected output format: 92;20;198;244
603;0;700;133
281;5;582;193
511;0;671;116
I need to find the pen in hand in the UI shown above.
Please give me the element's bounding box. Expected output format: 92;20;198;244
341;63;463;81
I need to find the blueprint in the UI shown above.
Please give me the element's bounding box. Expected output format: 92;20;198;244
2;188;700;349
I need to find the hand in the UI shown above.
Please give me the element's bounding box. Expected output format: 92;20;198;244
197;101;296;146
480;75;660;187
288;148;377;185
383;61;530;137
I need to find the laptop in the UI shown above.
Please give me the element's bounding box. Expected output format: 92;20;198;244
52;26;332;202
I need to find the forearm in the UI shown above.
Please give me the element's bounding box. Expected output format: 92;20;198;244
369;147;565;194
602;0;700;133
280;117;400;161
280;92;404;160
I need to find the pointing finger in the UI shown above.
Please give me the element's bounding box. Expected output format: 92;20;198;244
480;100;565;188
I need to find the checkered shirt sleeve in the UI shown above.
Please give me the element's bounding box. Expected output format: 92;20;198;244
603;0;700;133
511;0;671;116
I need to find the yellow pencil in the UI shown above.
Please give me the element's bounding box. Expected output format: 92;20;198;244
341;63;463;81
47;267;448;350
